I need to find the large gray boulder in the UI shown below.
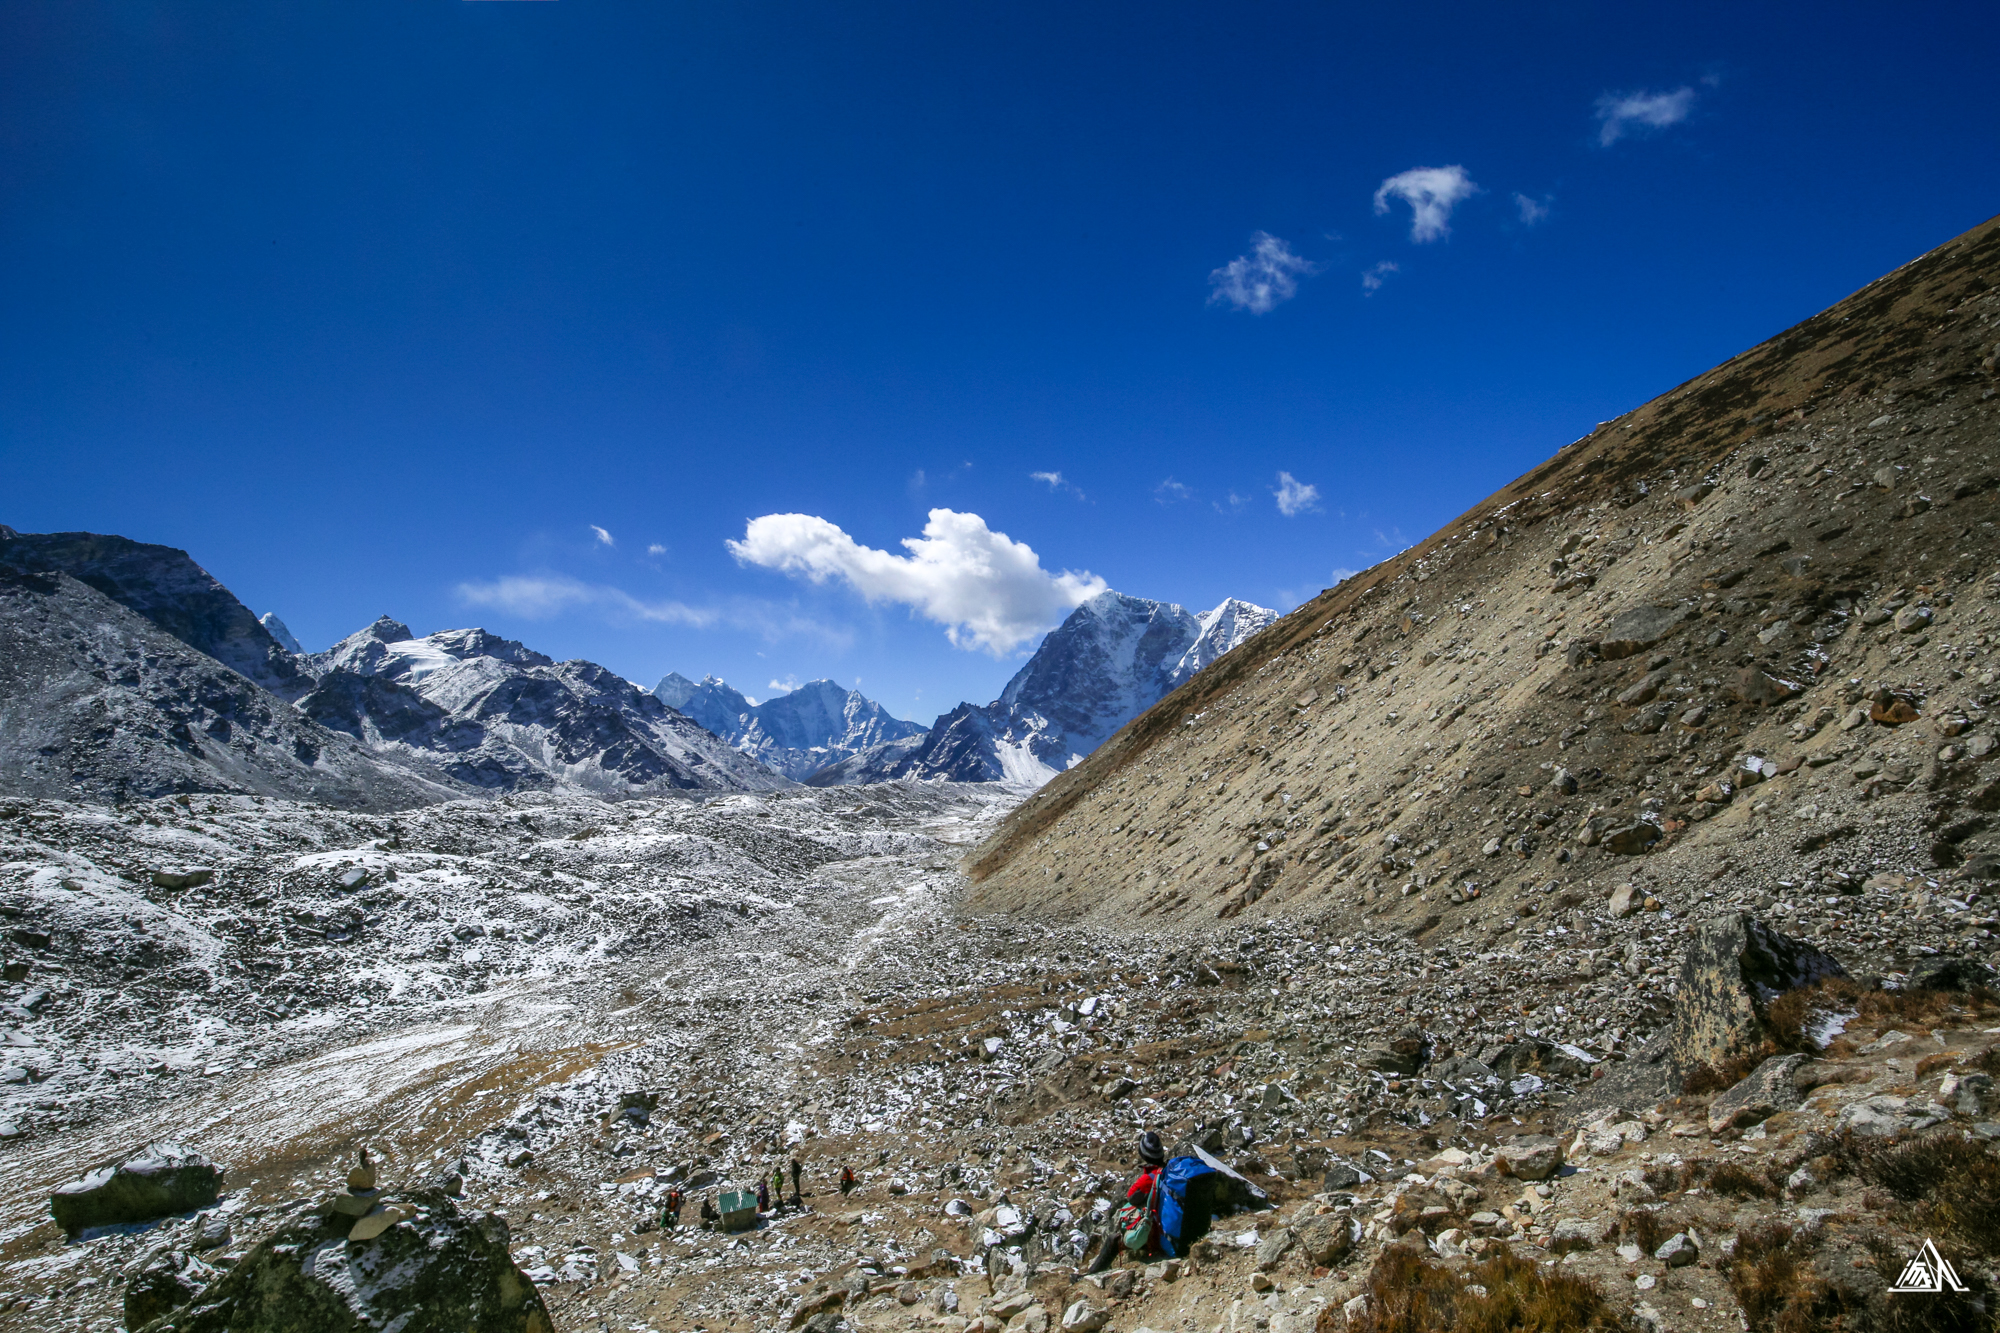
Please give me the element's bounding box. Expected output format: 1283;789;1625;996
1598;606;1687;660
1670;915;1845;1086
1706;1053;1811;1132
50;1144;222;1234
132;1186;550;1333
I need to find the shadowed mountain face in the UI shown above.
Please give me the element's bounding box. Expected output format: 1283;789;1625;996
817;592;1277;786
0;531;311;701
649;675;925;781
0;566;460;808
964;212;2000;933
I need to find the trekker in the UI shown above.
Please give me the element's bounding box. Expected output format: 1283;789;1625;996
771;1166;787;1213
1088;1131;1167;1273
790;1156;803;1197
699;1195;719;1229
662;1186;684;1229
757;1179;770;1213
839;1163;857;1196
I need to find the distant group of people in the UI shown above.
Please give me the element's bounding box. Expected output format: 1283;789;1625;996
659;1156;860;1231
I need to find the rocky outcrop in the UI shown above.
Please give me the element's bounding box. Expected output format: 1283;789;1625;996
50;1143;222;1234
0;531;311;701
131;1187;551;1333
0;567;464;808
1706;1052;1810;1132
1669;915;1845;1085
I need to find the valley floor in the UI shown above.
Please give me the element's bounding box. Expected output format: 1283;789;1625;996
0;782;1995;1333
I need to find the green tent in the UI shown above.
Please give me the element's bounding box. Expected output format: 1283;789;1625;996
718;1189;758;1232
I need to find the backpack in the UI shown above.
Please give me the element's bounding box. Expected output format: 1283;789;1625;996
1154;1157;1222;1257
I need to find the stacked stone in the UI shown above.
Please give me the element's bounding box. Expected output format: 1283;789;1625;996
327;1148;407;1241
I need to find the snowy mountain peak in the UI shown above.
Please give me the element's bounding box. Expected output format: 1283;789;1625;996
650;674;923;780
652;671;699;709
258;612;304;654
1171;597;1280;686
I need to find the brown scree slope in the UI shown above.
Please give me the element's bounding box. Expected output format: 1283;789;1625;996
968;211;2000;933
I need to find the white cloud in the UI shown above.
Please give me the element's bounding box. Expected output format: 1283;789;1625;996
1031;470;1085;500
726;508;1107;656
646;542;667;556
767;675;801;695
1273;471;1321;517
456;574;713;626
1372;166;1479;243
1514;193;1551;225
1360;260;1399;293
1208;231;1318;314
1154;477;1194;505
589;525;614;546
1214;490;1249;516
1595;87;1695;146
1329;567;1359;584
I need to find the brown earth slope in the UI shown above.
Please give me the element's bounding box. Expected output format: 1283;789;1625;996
969;212;2000;940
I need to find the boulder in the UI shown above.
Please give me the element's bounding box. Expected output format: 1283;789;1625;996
1061;1299;1109;1332
1254;1227;1295;1271
1725;669;1801;707
150;868;215;890
1655;1232;1700;1267
1668;915;1845;1087
1706;1053;1810;1132
51;1144;223;1234
1295;1214;1358;1265
1598;606;1686;660
1494;1135;1564;1181
1601;823;1660;855
125;1250;219;1331
128;1187;551;1333
1910;957;2000;992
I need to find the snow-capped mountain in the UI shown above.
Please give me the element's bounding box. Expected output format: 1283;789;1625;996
822;591;1275;787
302;619;788;794
257;611;305;654
649;674;926;781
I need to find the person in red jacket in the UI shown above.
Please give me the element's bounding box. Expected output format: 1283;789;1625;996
1090;1131;1167;1272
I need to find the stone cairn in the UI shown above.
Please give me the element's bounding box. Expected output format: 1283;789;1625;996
326;1148;408;1241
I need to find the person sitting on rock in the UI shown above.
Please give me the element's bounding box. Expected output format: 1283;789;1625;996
699;1195;719;1229
1089;1130;1167;1273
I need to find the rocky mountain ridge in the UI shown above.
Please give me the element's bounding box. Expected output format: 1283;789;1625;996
0;535;787;806
823;591;1277;787
650;674;926;781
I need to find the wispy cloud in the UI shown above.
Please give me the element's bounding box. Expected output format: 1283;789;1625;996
767;675;801;695
646;543;667;557
1154;477;1194;505
727;508;1106;656
1208;231;1318;314
589;524;615;547
1329;567;1359;584
1030;470;1086;500
1273;471;1321;517
1360;260;1399;294
1373;166;1478;243
1595;87;1695;146
456;574;713;626
1214;490;1250;517
1513;193;1551;225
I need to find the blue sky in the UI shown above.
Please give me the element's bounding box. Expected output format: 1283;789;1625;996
5;2;1996;724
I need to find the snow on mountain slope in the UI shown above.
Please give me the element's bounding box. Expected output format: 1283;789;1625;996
301;624;787;794
257;612;304;654
652;671;699;710
651;676;926;781
823;592;1274;787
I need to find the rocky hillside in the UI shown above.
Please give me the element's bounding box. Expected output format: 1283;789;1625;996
968;213;2000;954
0;567;463;810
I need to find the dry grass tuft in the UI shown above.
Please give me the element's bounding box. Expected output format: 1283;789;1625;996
1323;1244;1628;1333
1702;1161;1779;1199
1682;1052;1766;1094
1617;1208;1673;1255
1724;1223;1861;1333
1845;1132;2000;1257
1767;978;2000;1055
